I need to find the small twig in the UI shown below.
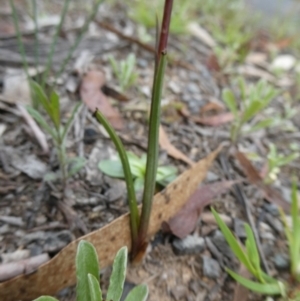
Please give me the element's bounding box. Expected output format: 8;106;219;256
96;20;195;70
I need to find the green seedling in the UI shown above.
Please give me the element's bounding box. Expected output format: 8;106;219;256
212;182;300;299
265;143;299;184
212;208;286;298
33;241;148;301
99;151;177;192
223;78;278;143
94;0;173;260
109;54;138;92
27;81;85;190
211;21;253;68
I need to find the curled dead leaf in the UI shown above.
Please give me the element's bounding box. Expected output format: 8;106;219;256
159;125;195;166
193;112;234;126
80;71;123;129
163;180;237;239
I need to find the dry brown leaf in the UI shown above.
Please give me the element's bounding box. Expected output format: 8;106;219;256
200;101;225;115
193;112;234;126
235;151;289;212
163;180;236;238
0;146;222;301
159;125;195;166
80;71;123;129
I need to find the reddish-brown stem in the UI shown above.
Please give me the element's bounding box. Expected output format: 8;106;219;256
157;0;173;59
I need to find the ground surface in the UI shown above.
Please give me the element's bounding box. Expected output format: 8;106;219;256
0;1;300;301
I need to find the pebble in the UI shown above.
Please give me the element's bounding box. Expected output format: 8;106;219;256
84;128;98;145
186;82;200;94
234;218;246;238
272;55;296;71
171;285;187;301
137;58;148;68
211;230;234;259
0;224;9;235
168;81;181;94
206;171;219;182
0;216;24;227
202;256;221;279
172;235;205;256
272;253;290;270
263;203;279;216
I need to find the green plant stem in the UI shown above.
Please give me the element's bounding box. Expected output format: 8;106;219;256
93;109;139;248
55;0;104;80
133;0;173;259
42;0;71;88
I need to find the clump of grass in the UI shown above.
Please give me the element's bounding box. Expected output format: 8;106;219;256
109;53;138;92
222;78;278;143
212;180;300;300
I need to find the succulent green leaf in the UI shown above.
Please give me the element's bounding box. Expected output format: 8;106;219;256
88;273;103;301
124;284;149;301
99;160;125;178
222;88;238;117
212;208;255;275
76;240;99;301
242;100;261;123
226;269;284;296
107;246;127;301
33;297;59;301
134;177;145;191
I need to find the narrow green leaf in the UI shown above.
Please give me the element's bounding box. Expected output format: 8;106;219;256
244;224;263;282
29;81;52;117
94;110;139;246
26;106;57;140
124;284;148;301
49;90;60;130
222;88;238;117
76;240;100;301
226;269;284;296
33;297;59;301
61;103;81;142
212;208;255;275
139;53;167;244
277;153;299;167
242;100;261;123
88;274;103;301
291;180;300;276
244;118;275;133
99;160;125;178
106;246;127;301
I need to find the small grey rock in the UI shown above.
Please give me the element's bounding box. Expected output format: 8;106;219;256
44;230;73;253
234;218;246;238
172;235;205;255
211;230;234;259
206;171;219;182
263;203;279;216
186;82;200;94
272;254;290;270
137;58;148;68
202;256;221;279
